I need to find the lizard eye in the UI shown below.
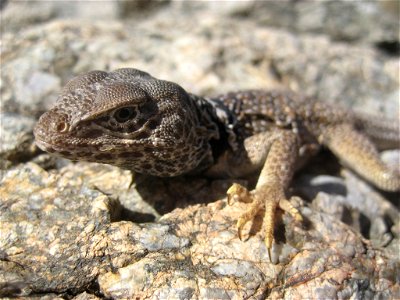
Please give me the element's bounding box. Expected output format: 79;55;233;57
114;107;137;123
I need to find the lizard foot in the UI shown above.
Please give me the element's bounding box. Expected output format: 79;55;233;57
227;183;303;260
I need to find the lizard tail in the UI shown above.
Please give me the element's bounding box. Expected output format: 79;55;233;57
354;112;400;150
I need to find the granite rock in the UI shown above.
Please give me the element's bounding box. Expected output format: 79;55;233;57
1;8;399;118
0;113;38;170
1;162;398;299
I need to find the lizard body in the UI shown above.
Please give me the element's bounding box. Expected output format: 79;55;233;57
34;68;400;254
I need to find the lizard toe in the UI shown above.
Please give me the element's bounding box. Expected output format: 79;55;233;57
227;183;252;205
279;197;303;222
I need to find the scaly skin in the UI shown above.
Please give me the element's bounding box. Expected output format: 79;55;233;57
34;68;400;258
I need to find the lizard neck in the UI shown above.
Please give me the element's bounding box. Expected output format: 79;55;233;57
187;94;239;174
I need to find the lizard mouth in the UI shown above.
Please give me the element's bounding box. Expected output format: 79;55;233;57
35;139;54;152
34;130;77;156
34;129;107;161
34;126;57;152
34;122;146;160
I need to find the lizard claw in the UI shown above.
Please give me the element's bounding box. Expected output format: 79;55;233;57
267;246;272;263
227;183;252;205
239;209;273;262
279;197;303;222
227;182;303;262
228;183;264;242
236;217;248;241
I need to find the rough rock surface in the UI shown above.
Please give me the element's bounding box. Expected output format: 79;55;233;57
1;1;399;299
2;161;399;299
0;113;37;170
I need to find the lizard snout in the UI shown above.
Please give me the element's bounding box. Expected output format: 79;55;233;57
34;110;72;150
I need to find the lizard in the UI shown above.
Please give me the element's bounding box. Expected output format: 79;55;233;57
34;68;400;258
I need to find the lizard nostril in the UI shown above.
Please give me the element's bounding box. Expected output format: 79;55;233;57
54;121;69;133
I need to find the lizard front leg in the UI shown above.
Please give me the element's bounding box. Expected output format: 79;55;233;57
226;129;303;259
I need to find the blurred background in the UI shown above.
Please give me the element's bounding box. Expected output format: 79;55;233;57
1;0;399;121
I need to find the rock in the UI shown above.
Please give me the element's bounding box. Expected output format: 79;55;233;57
72;292;102;300
1;0;165;33
0;113;38;170
172;0;399;48
1;1;55;33
2;9;399;118
1;162;399;298
0;163;117;295
1;21;126;117
250;1;399;45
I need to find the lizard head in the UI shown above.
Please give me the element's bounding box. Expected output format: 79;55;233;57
34;68;214;176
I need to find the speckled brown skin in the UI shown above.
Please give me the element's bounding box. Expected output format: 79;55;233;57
34;68;400;258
